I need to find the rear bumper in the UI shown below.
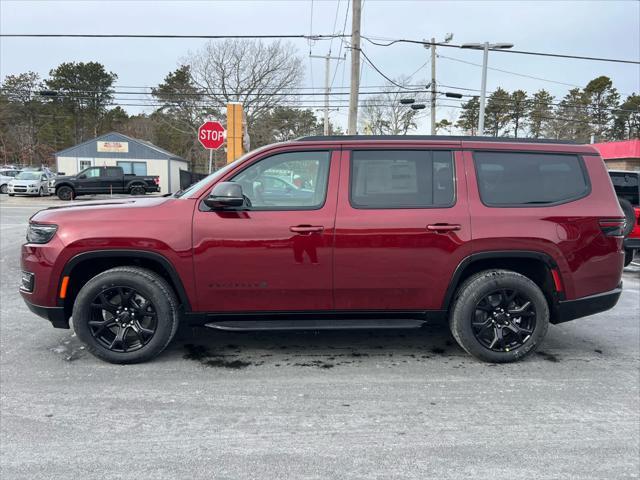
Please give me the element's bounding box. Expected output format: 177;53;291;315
22;295;69;329
552;283;623;324
624;237;640;250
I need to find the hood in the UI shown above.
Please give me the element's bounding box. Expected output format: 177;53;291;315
52;175;74;183
31;196;173;223
10;179;42;186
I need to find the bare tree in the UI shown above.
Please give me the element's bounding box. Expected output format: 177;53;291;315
185;39;304;126
360;79;423;134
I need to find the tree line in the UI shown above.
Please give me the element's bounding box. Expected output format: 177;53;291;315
450;77;639;142
1;39;638;173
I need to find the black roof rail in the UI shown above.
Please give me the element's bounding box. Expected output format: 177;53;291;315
295;135;578;145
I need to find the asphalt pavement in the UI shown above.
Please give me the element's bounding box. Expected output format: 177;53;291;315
1;194;639;480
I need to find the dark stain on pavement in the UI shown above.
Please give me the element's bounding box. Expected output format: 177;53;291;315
536;351;560;362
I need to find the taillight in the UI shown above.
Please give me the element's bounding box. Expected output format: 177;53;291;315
154;177;160;185
599;218;625;236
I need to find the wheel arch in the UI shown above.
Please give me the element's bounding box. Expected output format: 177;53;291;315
126;180;146;190
442;251;563;313
59;250;191;317
55;182;75;192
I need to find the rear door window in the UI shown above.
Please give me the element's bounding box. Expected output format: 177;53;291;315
350;150;455;208
474;151;589;206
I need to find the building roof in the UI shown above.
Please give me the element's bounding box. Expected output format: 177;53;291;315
591;139;640;160
55;132;187;162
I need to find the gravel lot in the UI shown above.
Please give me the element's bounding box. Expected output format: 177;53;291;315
1;194;639;480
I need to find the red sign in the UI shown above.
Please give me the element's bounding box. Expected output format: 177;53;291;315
198;121;226;150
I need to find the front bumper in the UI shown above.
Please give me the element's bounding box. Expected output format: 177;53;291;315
22;296;69;329
9;185;41;195
552;283;623;324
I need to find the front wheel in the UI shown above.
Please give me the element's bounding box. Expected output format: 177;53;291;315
72;266;179;364
0;184;7;194
57;186;74;201
449;270;550;363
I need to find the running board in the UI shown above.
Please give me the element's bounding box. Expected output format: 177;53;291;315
204;319;428;332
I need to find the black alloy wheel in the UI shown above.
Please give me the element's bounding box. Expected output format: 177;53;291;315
130;185;145;196
57;186;73;201
0;184;7;194
472;289;536;353
88;286;158;353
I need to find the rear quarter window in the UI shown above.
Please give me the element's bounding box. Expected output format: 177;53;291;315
474;151;590;206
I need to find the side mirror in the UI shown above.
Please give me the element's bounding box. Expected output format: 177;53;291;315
204;182;245;209
78;174;87;179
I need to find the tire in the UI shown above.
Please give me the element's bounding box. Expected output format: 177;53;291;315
624;248;635;267
57;186;74;201
0;184;7;194
130;185;146;196
38;187;45;197
619;197;635;237
72;266;179;364
8;193;14;197
449;269;550;363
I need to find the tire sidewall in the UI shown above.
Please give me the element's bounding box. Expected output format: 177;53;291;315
57;186;73;201
72;270;177;363
452;271;550;363
619;197;635;237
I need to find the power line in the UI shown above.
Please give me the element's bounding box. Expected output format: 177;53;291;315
361;36;640;65
438;54;582;88
0;33;348;40
358;48;424;91
330;0;351;89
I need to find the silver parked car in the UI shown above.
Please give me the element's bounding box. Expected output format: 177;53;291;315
7;171;52;196
0;168;20;194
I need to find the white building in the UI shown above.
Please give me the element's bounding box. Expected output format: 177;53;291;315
55;132;188;194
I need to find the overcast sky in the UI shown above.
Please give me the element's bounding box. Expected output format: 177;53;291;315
1;0;639;131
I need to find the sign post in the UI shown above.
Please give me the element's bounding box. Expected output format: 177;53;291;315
198;121;226;173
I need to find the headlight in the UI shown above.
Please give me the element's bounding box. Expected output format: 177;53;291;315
49;179;56;186
26;224;58;244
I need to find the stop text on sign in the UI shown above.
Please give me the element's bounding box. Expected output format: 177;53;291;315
200;130;224;141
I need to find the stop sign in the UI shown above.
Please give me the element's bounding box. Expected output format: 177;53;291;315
198;121;226;150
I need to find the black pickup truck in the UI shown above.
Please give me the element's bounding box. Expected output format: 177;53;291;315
50;166;160;200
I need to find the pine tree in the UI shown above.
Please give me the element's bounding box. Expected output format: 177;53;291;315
528;89;554;138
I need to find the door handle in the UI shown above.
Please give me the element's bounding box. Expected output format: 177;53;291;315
290;225;324;234
427;223;461;232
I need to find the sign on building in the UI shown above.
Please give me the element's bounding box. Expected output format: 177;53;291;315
97;141;129;153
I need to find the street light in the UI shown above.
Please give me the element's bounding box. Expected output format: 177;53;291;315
460;42;514;135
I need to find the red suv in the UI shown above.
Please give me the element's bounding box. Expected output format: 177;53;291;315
20;136;625;364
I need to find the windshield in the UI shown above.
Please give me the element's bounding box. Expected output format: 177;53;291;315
15;172;41;180
175;151;255;198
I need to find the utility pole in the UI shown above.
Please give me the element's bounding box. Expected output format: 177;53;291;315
430;37;437;135
348;0;362;135
460;41;514;136
310;53;345;135
423;34;452;135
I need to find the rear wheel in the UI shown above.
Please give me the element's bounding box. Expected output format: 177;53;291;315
449;270;550;363
57;186;74;201
72;267;179;364
130;185;146;196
